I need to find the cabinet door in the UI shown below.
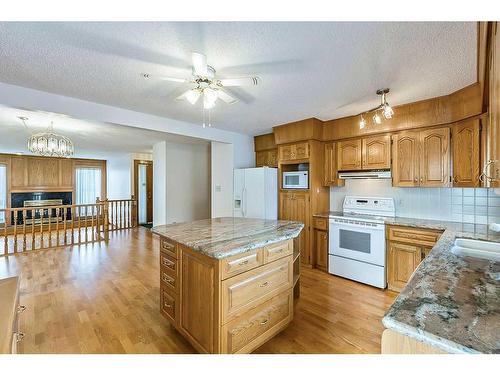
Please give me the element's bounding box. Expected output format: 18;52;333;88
314;229;328;271
294;142;310;159
59;159;74;189
420;127;450;187
387;242;421;292
392;132;420;187
267;149;278;167
10;157;27;189
362;135;391;170
488;22;500;187
279;145;295;162
324;142;344;186
337;139;362;170
294;192;310;265
279;192;294;220
452;120;480;187
255;151;267;167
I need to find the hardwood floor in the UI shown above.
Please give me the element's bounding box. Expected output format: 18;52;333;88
0;227;397;354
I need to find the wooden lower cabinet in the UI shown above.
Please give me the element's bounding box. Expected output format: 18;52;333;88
159;237;296;354
312;217;328;272
386;225;443;292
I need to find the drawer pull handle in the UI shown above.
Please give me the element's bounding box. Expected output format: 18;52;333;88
162;258;175;268
162;274;175;285
260;281;269;288
164;304;172;308
238;260;249;266
260;319;269;325
16;332;25;343
17;305;26;314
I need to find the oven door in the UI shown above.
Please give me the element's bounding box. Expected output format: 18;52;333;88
329;219;385;266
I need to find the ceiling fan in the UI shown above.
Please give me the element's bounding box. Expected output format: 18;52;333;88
142;52;260;110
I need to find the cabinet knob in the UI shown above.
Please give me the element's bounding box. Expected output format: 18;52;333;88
17;305;26;314
414;177;418;182
16;332;25;343
420;177;423;183
259;281;269;288
260;319;269;325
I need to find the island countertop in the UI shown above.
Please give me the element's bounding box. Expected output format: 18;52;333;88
315;212;500;353
151;217;304;259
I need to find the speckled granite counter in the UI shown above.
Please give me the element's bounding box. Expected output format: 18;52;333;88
152;217;304;259
314;212;500;353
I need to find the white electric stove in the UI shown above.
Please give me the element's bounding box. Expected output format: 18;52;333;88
328;196;395;288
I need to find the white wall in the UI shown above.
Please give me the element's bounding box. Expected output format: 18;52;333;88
330;179;500;224
106;154;132;199
166;142;210;223
211;142;234;218
153;142;168;226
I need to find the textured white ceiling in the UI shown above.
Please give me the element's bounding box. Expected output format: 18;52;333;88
0;106;207;157
0;22;477;135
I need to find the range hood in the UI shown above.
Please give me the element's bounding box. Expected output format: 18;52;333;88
338;170;392;179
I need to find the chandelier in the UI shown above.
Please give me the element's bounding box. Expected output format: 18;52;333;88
358;88;394;129
21;117;74;158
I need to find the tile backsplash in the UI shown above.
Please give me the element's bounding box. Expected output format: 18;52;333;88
330;179;500;224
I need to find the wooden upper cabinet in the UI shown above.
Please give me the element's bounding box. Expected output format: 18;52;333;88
59;159;74;189
323;142;344;186
419;127;450;187
392;132;420;187
337;139;362;171
256;151;268;167
452;119;480;187
10;157;27;189
278;142;309;162
362;135;391;170
392;127;450;188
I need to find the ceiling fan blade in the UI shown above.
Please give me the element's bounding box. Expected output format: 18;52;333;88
141;73;187;83
217;89;238;104
192;52;208;76
218;77;260;87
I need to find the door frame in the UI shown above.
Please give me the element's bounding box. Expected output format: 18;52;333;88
133;159;153;224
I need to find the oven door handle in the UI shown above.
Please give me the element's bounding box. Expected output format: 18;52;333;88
330;222;385;231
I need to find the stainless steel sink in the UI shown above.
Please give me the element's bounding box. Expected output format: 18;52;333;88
451;238;500;262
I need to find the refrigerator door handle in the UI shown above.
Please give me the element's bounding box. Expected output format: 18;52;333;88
242;187;246;217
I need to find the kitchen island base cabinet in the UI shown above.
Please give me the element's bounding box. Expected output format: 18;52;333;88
159;238;295;354
381;329;445;354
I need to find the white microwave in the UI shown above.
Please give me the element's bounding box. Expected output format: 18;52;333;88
283;171;309;189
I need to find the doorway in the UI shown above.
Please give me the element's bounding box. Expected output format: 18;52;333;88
134;160;153;226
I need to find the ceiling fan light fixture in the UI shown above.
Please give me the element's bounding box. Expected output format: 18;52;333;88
203;88;218;109
185;89;201;105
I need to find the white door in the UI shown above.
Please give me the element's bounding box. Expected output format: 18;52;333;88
233;169;245;217
243;168;265;219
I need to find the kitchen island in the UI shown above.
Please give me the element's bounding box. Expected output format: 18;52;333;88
151;217;304;354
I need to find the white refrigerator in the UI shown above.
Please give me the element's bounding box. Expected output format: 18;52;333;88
233;167;278;220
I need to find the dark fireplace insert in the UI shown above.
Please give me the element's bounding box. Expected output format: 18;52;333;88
11;192;72;225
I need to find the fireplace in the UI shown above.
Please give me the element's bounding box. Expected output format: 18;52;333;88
11;192;72;225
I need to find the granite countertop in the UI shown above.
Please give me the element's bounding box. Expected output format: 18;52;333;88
151;217;304;259
314;211;500;353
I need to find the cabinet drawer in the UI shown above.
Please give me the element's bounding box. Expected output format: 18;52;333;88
387;226;442;247
160;252;178;274
160;265;179;294
264;240;292;263
222;256;292;323
160;237;178;258
221;249;264;280
160;287;178;325
313;217;328;230
221;290;293;353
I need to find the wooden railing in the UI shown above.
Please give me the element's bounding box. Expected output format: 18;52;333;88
100;197;137;231
0;197;137;256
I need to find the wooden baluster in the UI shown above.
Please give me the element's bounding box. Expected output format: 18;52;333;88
124;201;128;228
22;210;27;252
70;206;75;245
56;207;60;247
13;210;18;253
90;205;95;242
95;204;100;241
31;209;35;251
47;207;52;248
63;207;68;245
84;205;88;243
39;208;44;249
77;206;82;244
3;210;7;255
103;203;109;242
